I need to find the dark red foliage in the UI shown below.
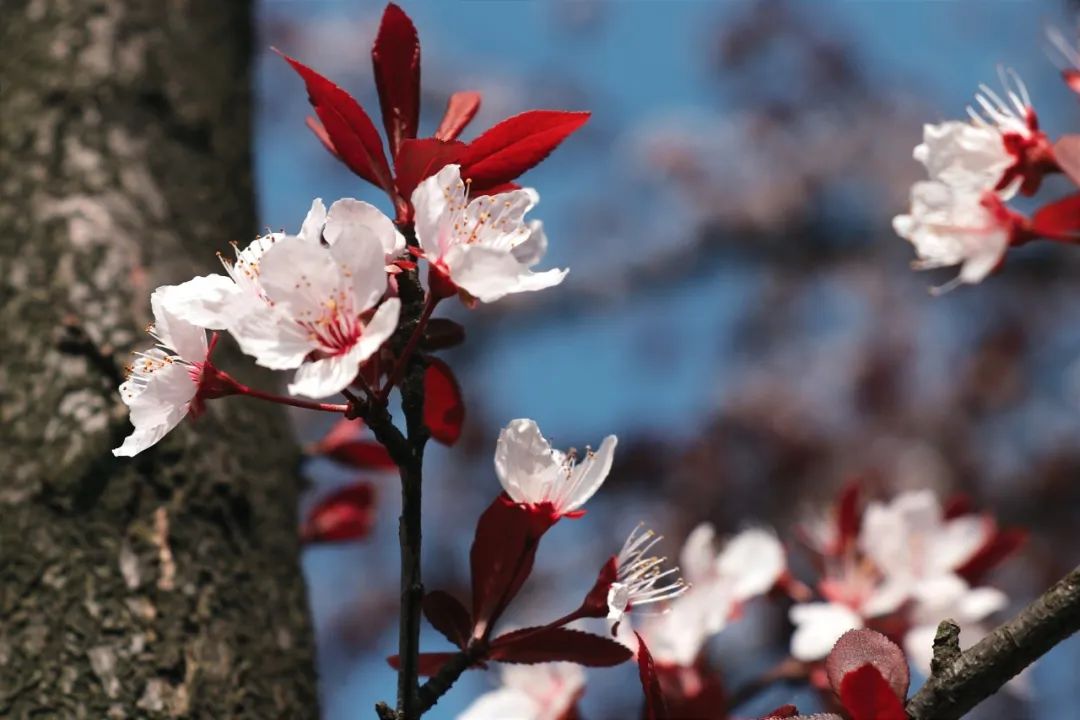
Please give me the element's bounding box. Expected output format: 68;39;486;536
300;482;376;544
311;417;396;470
460;110;591;190
1032;192;1080;241
955;527;1027;584
825;628;909;701
835;480;862;555
371;3;420;157
394;138;464;201
421;318;466;352
422;590;471;650
423;357;465;446
489;626;633;667
277;51;392;193
759;705;799;719
837;664;907;720
636;633;668;720
468;497;555;639
387;651;479;676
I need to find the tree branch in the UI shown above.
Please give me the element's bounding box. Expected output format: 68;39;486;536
906;564;1080;720
416;644;486;714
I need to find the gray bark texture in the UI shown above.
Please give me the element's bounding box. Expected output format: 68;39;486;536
0;1;318;717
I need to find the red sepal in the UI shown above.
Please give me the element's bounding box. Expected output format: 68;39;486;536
1032;192;1080;241
635;633;668;720
837;664;907;720
423;357;465;445
422;590;471;650
277;51;393;193
955;527;1027;584
578;556;619;618
460;110;590;189
489;626;633;667
371;3;420;156
436;91;482;142
394;138;465;204
468;496;556;639
826;629;909;702
300;482;376;544
386;651;481;676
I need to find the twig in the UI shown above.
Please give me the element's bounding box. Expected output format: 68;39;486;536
906;564;1080;720
416;645;486;714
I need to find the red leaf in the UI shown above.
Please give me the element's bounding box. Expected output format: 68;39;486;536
835;480;862;555
1053;135;1080;189
469;497;553;639
635;633;668;720
955;528;1027;584
825;629;909;702
472;181;522;197
306;116;340;159
394;138;465;202
759;705;799;719
387;652;475;676
423;590;471;650
372;3;420;156
435;91;482;142
837;664;907;720
490;627;633;667
943;493;973;520
300;482;376;544
1032;191;1080;240
460;110;590;189
421;318;466;352
424;357;465;446
278;51;392;192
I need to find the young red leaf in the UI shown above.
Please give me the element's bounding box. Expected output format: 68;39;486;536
424;357;465;446
387;651;477;676
422;590;472;650
490;627;633;667
635;633;668;720
435;91;482;142
825;629;909;702
277;51;392;192
955;527;1027;584
1032;192;1080;240
300;482;376;544
460;110;590;189
837;664;907;720
394;138;465;202
371;3;420;155
469;497;553;640
421;318;466;352
305;116;340;159
323;440;397;470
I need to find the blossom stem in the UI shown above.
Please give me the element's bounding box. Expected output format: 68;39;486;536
379;292;438;402
233;383;350;413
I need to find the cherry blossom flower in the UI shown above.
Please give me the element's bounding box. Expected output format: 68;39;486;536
605;525;689;622
493;418;616;519
227;232;400;398
892;181;1024;290
458;663;584;720
113;288;236;457
788;602;865;663
858;490;991;616
412;164;567;303
638;525;785;666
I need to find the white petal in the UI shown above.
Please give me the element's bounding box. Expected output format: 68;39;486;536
494;418;560;504
511;220;549;267
288;344;367;399
937;516;992;572
718;527;786;601
458;688;538;720
465;186;539;252
325;198;405;257
112;363;195;457
328;232;389;313
914;121;1012;193
789;602;864;662
298;198;327;243
149;289;208;361
679;523;718;585
352;298;400;361
258;235;342;320
957;587;1008;622
412;164;464;258
904;624;938;677
155;275;239;331
562;434;617;512
863;579;912;617
229;298;313;370
445;244;567;303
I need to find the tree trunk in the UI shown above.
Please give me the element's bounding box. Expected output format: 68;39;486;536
0;2;318;717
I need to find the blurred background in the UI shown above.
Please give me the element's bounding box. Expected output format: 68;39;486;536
257;1;1080;718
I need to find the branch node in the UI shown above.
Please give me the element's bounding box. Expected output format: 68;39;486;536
931;618;962;676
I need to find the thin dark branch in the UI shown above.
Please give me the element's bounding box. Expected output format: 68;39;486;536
906;564;1080;720
416;645;486;714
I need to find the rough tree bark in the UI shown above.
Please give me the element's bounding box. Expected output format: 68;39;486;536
0;1;318;717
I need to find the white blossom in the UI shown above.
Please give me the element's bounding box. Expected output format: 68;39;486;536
788;602;865;662
458;663;584;720
113;288;211;457
412;164;567;303
606;524;688;622
493;419;616;516
913;121;1014;195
